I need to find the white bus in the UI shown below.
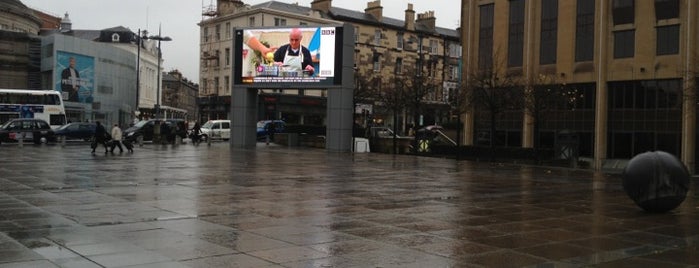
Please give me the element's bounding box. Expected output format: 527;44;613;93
0;89;67;129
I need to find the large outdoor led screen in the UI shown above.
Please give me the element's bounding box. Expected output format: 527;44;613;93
233;26;344;88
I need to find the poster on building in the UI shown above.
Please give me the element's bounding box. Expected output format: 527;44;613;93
55;51;95;103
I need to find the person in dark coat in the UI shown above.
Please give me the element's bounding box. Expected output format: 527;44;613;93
273;28;315;76
92;121;109;154
190;121;202;145
265;121;276;145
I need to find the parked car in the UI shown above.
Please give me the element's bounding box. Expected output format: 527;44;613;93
200;120;230;141
123;119;186;143
256;120;285;140
53;122;96;141
0;118;56;144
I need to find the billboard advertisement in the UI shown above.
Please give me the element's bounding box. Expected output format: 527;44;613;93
55;51;95;103
233;26;344;88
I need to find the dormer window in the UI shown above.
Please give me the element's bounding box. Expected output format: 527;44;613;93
111;33;120;42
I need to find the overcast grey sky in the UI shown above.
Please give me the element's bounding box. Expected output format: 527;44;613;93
21;0;460;84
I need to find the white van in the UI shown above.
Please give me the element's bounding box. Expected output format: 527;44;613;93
200;120;230;141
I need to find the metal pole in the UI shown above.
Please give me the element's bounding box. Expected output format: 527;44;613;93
156;38;161;119
136;28;141;119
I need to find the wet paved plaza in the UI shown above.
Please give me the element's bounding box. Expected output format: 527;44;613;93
1;142;699;267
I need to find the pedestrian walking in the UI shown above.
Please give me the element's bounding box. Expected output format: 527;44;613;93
91;121;109;154
265;122;276;145
110;124;124;153
190;121;202;145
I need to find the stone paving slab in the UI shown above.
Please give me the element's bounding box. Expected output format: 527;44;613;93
0;142;697;267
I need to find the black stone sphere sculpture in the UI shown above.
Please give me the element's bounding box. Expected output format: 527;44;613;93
622;151;690;213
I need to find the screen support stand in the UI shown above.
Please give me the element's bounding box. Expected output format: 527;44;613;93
230;24;355;152
325;23;356;152
325;86;353;152
230;87;258;148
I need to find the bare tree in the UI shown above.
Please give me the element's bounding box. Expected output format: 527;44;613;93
403;66;440;130
353;69;380;136
523;74;581;149
373;74;411;154
462;62;522;149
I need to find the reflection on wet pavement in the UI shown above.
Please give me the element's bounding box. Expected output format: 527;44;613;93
0;143;698;267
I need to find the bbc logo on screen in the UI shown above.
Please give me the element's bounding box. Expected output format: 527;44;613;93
321;29;335;35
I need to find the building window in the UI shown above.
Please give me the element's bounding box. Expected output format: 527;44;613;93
374;29;381;45
354;26;359;43
479;4;494;69
657;25;679;55
430;40;438;54
300;22;308;25
373;54;381;72
540;0;558;65
609;80;680;110
215;24;221;41
575;0;595;62
224;76;230;94
612;0;635;25
655;0;679;20
397;33;404;49
274;18;287;26
448;43;462;58
225;48;230;66
614;30;635;58
395;58;402;74
429;62;437;77
214;77;220;94
607;79;682;158
225;22;231;39
214;50;220;67
203;27;209;42
508;0;525;67
249;17;255;27
449;65;460;81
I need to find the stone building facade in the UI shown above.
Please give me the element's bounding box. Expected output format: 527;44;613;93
460;0;699;172
199;0;460;130
162;70;199;122
0;0;42;89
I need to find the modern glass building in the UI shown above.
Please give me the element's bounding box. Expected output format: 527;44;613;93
41;28;139;126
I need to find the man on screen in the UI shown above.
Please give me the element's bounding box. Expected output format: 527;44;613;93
273;28;315;76
61;57;80;102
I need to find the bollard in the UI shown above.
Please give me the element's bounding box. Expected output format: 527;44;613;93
207;134;212;146
61;135;66;147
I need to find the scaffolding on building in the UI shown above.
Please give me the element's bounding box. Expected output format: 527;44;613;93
202;0;218;20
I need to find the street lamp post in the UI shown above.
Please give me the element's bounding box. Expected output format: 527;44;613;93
146;27;171;144
149;31;172;119
135;29;148;121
